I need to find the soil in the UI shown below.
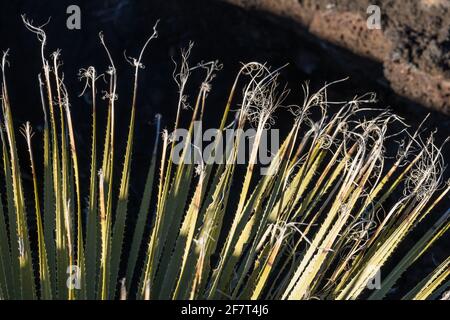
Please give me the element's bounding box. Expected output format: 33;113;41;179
0;0;448;299
225;0;450;115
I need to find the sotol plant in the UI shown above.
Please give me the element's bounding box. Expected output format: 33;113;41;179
0;18;448;300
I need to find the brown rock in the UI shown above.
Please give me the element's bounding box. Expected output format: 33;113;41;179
309;11;391;62
384;58;450;115
220;0;450;115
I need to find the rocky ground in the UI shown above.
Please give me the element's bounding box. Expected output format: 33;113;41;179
222;0;450;115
